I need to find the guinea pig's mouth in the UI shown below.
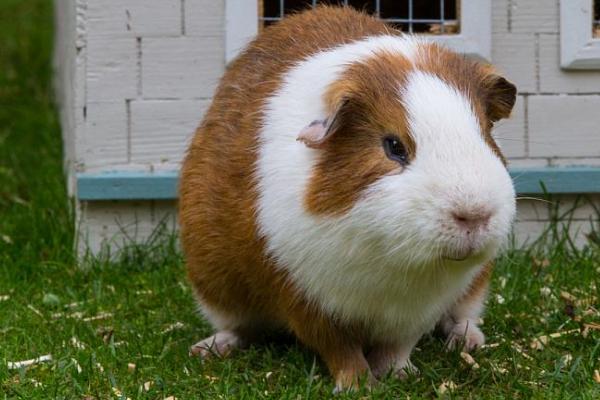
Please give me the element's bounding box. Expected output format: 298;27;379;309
443;253;470;262
441;241;490;262
441;240;497;264
441;244;475;262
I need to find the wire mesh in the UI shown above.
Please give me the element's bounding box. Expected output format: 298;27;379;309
260;0;460;34
594;0;600;38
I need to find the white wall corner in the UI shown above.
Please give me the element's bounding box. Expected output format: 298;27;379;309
560;0;600;69
434;0;492;61
54;0;87;197
225;0;258;63
225;0;491;62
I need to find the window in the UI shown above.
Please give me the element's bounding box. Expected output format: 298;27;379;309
560;0;600;69
260;0;460;35
594;0;600;38
226;0;491;63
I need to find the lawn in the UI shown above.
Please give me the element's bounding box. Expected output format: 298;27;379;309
1;1;600;399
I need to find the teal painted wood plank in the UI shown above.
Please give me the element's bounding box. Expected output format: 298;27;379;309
77;167;600;200
510;167;600;194
77;171;179;200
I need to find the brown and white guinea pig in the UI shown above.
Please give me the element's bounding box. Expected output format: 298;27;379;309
179;6;516;392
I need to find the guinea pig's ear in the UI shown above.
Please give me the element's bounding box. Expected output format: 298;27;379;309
297;100;347;149
483;75;517;122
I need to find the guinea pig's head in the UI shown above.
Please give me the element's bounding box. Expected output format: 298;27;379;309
297;44;517;267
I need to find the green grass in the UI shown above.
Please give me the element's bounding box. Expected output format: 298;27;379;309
1;1;600;398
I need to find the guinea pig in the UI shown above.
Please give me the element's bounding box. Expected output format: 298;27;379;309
179;5;516;392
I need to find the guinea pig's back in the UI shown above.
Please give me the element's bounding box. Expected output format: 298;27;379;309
179;7;389;313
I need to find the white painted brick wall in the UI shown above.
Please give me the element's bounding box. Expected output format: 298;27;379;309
494;95;527;158
550;158;600;167
514;219;598;249
86;37;139;101
56;0;227;179
529;96;600;158
514;195;600;248
77;200;179;256
185;0;225;37
539;34;600;93
509;0;559;33
130;99;210;164
87;0;182;37
492;0;509;33
514;195;600;224
492;33;537;93
142;37;224;98
54;0;86;193
82;102;129;169
77;201;156;256
53;0;600;253
54;0;227;252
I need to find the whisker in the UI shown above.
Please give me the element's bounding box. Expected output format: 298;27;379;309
493;137;550;145
515;196;555;205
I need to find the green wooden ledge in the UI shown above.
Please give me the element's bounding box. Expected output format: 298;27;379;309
76;167;600;201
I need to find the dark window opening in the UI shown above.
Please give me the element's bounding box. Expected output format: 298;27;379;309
594;1;600;37
260;0;460;35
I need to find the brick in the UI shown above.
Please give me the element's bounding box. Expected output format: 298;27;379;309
552;220;597;248
554;194;600;221
511;220;548;246
87;0;128;36
153;200;178;231
55;0;80;175
87;0;181;37
573;222;598;247
142;37;225;98
77;201;155;256
507;158;549;167
81;102;128;169
185;0;224;37
528;95;600;158
549;158;600;167
539;34;600;93
492;33;536;93
86;36;137;101
515;183;598;222
516;198;549;221
130;99;210;164
494;95;526;158
512;219;595;248
509;0;559;33
492;0;509;34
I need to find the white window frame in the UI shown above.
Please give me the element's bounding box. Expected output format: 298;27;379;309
560;0;600;69
225;0;259;63
225;0;492;63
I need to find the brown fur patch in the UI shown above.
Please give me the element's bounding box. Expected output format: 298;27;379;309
304;52;414;216
179;5;510;387
304;43;516;217
180;6;392;386
462;261;494;303
414;43;516;164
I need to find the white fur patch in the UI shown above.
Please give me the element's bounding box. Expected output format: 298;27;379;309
255;36;515;344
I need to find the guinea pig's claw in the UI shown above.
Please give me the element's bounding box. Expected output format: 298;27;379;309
445;322;485;352
332;371;377;395
189;330;240;359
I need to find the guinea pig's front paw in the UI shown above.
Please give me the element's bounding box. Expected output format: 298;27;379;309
367;341;420;380
189;330;241;359
445;320;485;352
394;359;420;380
332;370;376;395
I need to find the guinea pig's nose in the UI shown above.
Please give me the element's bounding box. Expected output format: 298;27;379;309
451;209;492;233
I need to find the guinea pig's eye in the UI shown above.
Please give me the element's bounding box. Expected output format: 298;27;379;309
382;135;409;165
